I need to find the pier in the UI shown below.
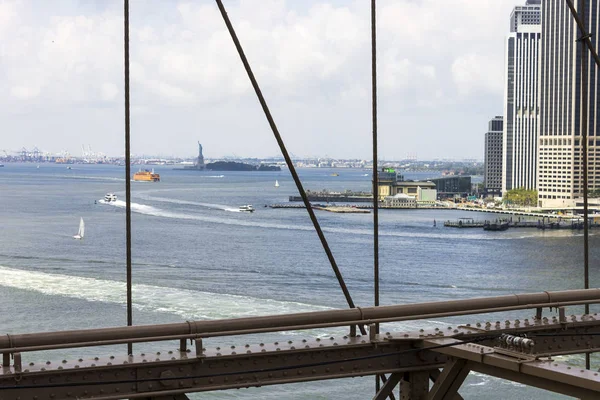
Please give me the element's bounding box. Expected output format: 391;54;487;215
313;205;371;213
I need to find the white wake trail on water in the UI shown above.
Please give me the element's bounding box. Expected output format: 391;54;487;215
0;265;330;321
134;194;241;212
58;175;126;182
0;265;449;335
99;199;541;240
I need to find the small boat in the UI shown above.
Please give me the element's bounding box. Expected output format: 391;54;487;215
67;166;72;170
104;193;117;202
73;217;85;240
239;205;255;212
275;180;279;188
331;173;339;176
483;221;509;231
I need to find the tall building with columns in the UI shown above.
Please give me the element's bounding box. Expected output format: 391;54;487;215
502;0;541;193
537;0;600;207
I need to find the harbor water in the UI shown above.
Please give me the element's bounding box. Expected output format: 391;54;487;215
1;163;598;399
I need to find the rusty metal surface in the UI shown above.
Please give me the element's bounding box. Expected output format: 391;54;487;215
2;314;600;399
424;336;600;399
0;334;444;399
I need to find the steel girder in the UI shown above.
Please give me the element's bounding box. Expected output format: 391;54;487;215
2;314;600;399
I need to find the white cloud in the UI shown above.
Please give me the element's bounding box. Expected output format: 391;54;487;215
452;53;504;96
100;82;119;102
10;85;40;99
1;0;517;160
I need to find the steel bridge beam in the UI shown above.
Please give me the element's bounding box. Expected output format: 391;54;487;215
2;288;600;352
373;372;402;400
3;307;600;399
425;338;600;399
428;359;469;400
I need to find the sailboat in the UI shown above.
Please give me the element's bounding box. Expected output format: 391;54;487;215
275;180;279;188
73;217;85;240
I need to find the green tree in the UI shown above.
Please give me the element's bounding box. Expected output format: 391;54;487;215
503;187;538;207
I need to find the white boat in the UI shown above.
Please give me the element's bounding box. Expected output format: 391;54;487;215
104;193;117;202
275;180;279;188
239;205;255;212
73;217;85;240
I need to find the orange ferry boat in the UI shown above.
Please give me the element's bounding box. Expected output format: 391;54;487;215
133;169;160;182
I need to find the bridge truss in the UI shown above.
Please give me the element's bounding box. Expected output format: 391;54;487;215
2;289;600;399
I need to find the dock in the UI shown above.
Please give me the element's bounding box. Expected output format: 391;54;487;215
444;218;484;228
312;205;370;214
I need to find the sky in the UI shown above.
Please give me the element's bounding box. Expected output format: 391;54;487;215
0;0;518;160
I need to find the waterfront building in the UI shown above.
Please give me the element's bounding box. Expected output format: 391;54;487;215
429;176;472;198
376;168;436;201
537;0;600;207
383;193;416;208
502;0;541;194
484;116;504;196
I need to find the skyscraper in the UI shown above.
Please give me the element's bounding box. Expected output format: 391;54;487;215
502;0;541;194
537;0;600;207
485;116;504;196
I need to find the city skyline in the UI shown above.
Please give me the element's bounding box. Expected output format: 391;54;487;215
1;0;517;160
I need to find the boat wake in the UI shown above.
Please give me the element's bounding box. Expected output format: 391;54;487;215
58;175;125;182
0;265;330;321
0;265;449;335
99;199;550;240
133;194;242;212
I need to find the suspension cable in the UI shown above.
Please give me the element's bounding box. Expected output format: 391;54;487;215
565;0;597;370
123;0;133;355
213;0;364;335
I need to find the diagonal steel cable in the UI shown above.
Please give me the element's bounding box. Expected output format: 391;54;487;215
214;0;365;335
565;0;600;370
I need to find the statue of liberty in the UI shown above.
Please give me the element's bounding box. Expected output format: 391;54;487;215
197;141;205;170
